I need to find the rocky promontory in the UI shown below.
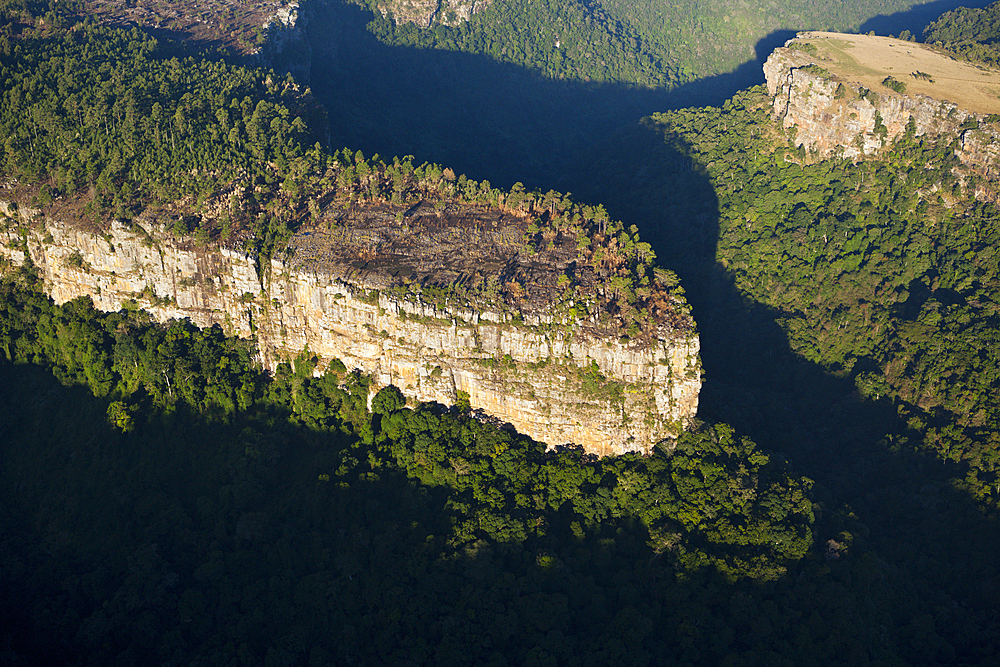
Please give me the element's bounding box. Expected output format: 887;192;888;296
764;32;1000;189
0;195;701;457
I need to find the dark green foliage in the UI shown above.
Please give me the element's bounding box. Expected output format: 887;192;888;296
924;1;1000;67
0;278;263;413
371;383;405;415
0;20;682;308
593;0;935;81
0;23;321;249
800;63;831;78
0;279;822;665
377;405;812;579
882;75;907;94
0;0;80;32
360;0;680;87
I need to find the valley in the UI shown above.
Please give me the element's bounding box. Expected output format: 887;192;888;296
3;0;1000;664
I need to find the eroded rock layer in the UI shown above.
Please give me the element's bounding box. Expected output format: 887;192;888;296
376;0;488;27
764;35;1000;188
0;203;701;457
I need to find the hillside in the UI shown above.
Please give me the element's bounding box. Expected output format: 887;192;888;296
925;0;1000;67
4;0;1000;664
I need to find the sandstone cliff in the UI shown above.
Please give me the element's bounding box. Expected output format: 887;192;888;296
375;0;488;28
763;33;1000;187
0;202;700;457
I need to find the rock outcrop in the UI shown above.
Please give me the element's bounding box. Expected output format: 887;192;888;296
764;34;1000;185
375;0;488;27
0;203;701;457
258;0;312;82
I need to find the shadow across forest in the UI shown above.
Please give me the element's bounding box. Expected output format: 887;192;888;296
294;3;1000;662
304;3;790;194
5;1;999;662
0;352;865;665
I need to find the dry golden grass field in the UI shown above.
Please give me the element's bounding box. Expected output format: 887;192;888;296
795;31;1000;115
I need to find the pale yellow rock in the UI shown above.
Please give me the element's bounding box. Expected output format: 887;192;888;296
0;204;701;457
764;33;1000;180
377;0;487;27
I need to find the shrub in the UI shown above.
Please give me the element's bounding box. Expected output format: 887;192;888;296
882;76;907;94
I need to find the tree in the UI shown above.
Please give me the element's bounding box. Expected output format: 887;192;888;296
371;384;405;415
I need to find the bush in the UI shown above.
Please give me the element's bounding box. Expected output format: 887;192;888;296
371;385;405;415
882;76;907;94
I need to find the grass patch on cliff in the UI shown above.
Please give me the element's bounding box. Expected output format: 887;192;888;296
789;31;1000;114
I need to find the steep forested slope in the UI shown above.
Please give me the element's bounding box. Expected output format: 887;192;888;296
621;86;1000;665
363;0;977;85
0;279;820;665
924;0;1000;66
648;88;1000;492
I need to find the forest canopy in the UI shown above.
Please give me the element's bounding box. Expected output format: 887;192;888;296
923;0;1000;67
4;0;1000;663
0;277;817;665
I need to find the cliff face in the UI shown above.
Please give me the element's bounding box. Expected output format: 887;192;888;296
0;203;700;457
258;1;313;83
763;38;1000;184
376;0;488;27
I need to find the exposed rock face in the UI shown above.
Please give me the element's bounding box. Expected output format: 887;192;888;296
376;0;489;27
0;203;701;457
764;37;1000;181
258;0;312;82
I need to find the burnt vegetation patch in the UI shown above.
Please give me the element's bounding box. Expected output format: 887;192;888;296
285;162;695;341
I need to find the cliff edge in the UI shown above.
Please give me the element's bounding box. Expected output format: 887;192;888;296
764;32;1000;188
0;199;701;457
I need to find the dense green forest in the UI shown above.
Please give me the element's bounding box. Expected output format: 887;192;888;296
5;0;1000;664
0;15;320;259
360;0;963;86
924;0;1000;66
0;276;823;665
645;89;1000;502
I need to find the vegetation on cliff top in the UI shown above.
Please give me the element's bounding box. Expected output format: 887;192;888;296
782;31;1000;115
0;19;692;337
